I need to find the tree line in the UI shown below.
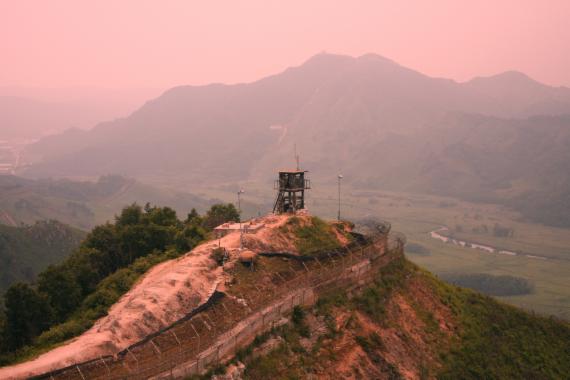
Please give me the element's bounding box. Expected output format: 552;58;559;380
0;202;238;363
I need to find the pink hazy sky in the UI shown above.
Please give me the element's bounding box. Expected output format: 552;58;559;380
1;0;569;90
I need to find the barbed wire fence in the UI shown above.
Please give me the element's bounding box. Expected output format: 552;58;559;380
36;230;405;380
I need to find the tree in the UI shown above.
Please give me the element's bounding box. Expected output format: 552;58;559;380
145;206;179;227
186;208;202;224
175;224;206;252
3;283;53;350
0;312;6;354
202;203;240;230
84;223;121;270
37;266;82;322
115;203;142;226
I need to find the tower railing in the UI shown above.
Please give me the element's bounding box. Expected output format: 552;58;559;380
274;178;311;190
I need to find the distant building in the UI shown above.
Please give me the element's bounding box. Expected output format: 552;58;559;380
213;220;264;238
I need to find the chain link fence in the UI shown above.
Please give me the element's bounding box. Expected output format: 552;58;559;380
35;230;403;380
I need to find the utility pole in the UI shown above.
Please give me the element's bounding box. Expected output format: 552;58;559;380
337;174;343;221
237;189;244;248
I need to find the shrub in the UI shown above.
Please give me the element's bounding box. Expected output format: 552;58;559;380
210;247;226;266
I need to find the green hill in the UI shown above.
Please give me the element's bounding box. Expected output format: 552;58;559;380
220;257;570;379
0;175;215;230
0;221;85;293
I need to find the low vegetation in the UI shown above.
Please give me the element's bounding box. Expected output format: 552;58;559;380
211;254;570;379
0;202;239;365
405;242;431;256
353;256;411;324
440;273;533;296
283;216;343;256
428;273;570;379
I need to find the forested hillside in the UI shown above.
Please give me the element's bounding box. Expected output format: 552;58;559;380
0;221;85;293
0;202;238;365
0;175;214;230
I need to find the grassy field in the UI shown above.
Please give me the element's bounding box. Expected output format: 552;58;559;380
189;181;570;320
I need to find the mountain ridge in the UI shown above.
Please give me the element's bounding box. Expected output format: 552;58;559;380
20;53;570;226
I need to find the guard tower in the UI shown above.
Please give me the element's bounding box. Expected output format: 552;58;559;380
273;169;311;214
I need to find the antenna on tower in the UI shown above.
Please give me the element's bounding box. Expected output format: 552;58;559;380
294;143;300;171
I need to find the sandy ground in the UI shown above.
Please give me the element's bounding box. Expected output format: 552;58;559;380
0;214;302;379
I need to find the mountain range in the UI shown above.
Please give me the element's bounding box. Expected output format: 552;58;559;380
0;175;214;230
20;53;570;226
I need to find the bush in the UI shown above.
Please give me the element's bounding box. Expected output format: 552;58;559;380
291;217;341;256
210;247;226;266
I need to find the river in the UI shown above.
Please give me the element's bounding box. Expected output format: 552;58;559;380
429;227;550;261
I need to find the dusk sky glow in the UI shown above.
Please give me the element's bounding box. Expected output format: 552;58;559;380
1;0;569;90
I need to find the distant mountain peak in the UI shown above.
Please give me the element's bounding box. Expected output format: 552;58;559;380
300;52;355;66
467;70;543;88
301;52;399;68
357;53;398;64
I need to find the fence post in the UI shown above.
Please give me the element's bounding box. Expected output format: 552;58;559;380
127;348;139;371
75;365;86;380
99;356;111;375
190;323;200;351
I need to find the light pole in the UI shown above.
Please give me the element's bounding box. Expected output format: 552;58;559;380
237;189;244;220
237;189;244;248
337;174;343;221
